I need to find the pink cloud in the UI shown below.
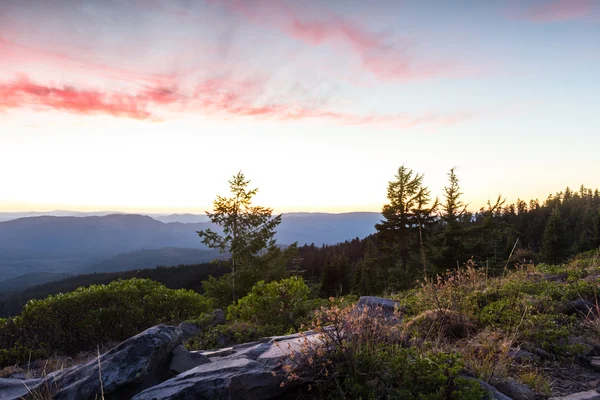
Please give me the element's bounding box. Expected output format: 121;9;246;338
209;0;470;82
0;75;471;128
0;76;180;119
513;0;593;22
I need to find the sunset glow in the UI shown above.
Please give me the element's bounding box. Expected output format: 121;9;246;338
1;0;599;213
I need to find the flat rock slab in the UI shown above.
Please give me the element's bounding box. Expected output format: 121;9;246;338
0;377;44;400
132;358;288;400
170;345;211;374
494;378;535;400
549;390;600;400
133;332;324;400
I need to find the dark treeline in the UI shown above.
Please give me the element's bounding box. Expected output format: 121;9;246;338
296;167;600;295
0;263;226;317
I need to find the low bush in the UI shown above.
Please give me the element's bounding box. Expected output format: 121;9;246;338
227;276;311;329
0;278;212;366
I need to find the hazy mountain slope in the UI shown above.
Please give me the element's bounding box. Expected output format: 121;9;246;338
0;214;210;258
90;247;221;273
0;212;380;279
153;214;210;224
0;271;74;294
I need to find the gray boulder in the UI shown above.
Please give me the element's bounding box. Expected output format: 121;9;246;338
133;331;322;400
508;348;538;362
356;296;401;319
177;322;199;341
0;377;44;400
169;345;211;374
210;309;227;327
494;378;535;400
0;324;183;400
132;357;286;400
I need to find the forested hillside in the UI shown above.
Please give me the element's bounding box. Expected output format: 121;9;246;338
297;168;600;295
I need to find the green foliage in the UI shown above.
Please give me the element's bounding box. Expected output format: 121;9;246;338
541;208;568;264
201;244;299;309
197;171;287;303
186;321;285;351
0;278;212;362
320;348;485;400
0;343;48;368
374;165;437;290
0;262;226;318
202;274;234;309
228;276;311;329
320;253;352;297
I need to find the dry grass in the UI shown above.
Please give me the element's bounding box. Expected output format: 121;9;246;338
516;365;552;396
459;329;514;384
0;364;25;378
583;292;600;347
18;346;108;400
402;308;476;346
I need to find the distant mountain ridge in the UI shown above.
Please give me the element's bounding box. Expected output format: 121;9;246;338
0;212;381;281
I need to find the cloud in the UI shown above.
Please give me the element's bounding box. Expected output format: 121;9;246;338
0;37;181;87
209;0;468;82
512;0;593;22
0;75;471;128
0;76;180;119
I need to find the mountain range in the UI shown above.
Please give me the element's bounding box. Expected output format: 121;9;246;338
0;212;381;283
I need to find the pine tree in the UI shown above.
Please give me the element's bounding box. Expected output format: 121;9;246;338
412;186;438;279
541;208;568;264
439;168;467;266
352;240;382;295
197;171;282;303
375;165;430;287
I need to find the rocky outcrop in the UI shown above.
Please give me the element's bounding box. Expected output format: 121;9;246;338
132;331;322;400
169;345;211;374
134;332;319;400
0;324;182;400
356;295;401;317
494;378;536;400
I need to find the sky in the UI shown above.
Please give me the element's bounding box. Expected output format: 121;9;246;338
1;0;599;214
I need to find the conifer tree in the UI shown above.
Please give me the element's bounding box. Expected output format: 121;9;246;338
197;171;282;303
375;166;425;283
412;186;438;279
439;168;467;266
541;207;568;264
352;239;382;295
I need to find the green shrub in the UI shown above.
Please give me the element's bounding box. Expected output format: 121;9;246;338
477;295;577;355
186;321;285;350
0;343;48;368
227;276;311;329
14;278;212;355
